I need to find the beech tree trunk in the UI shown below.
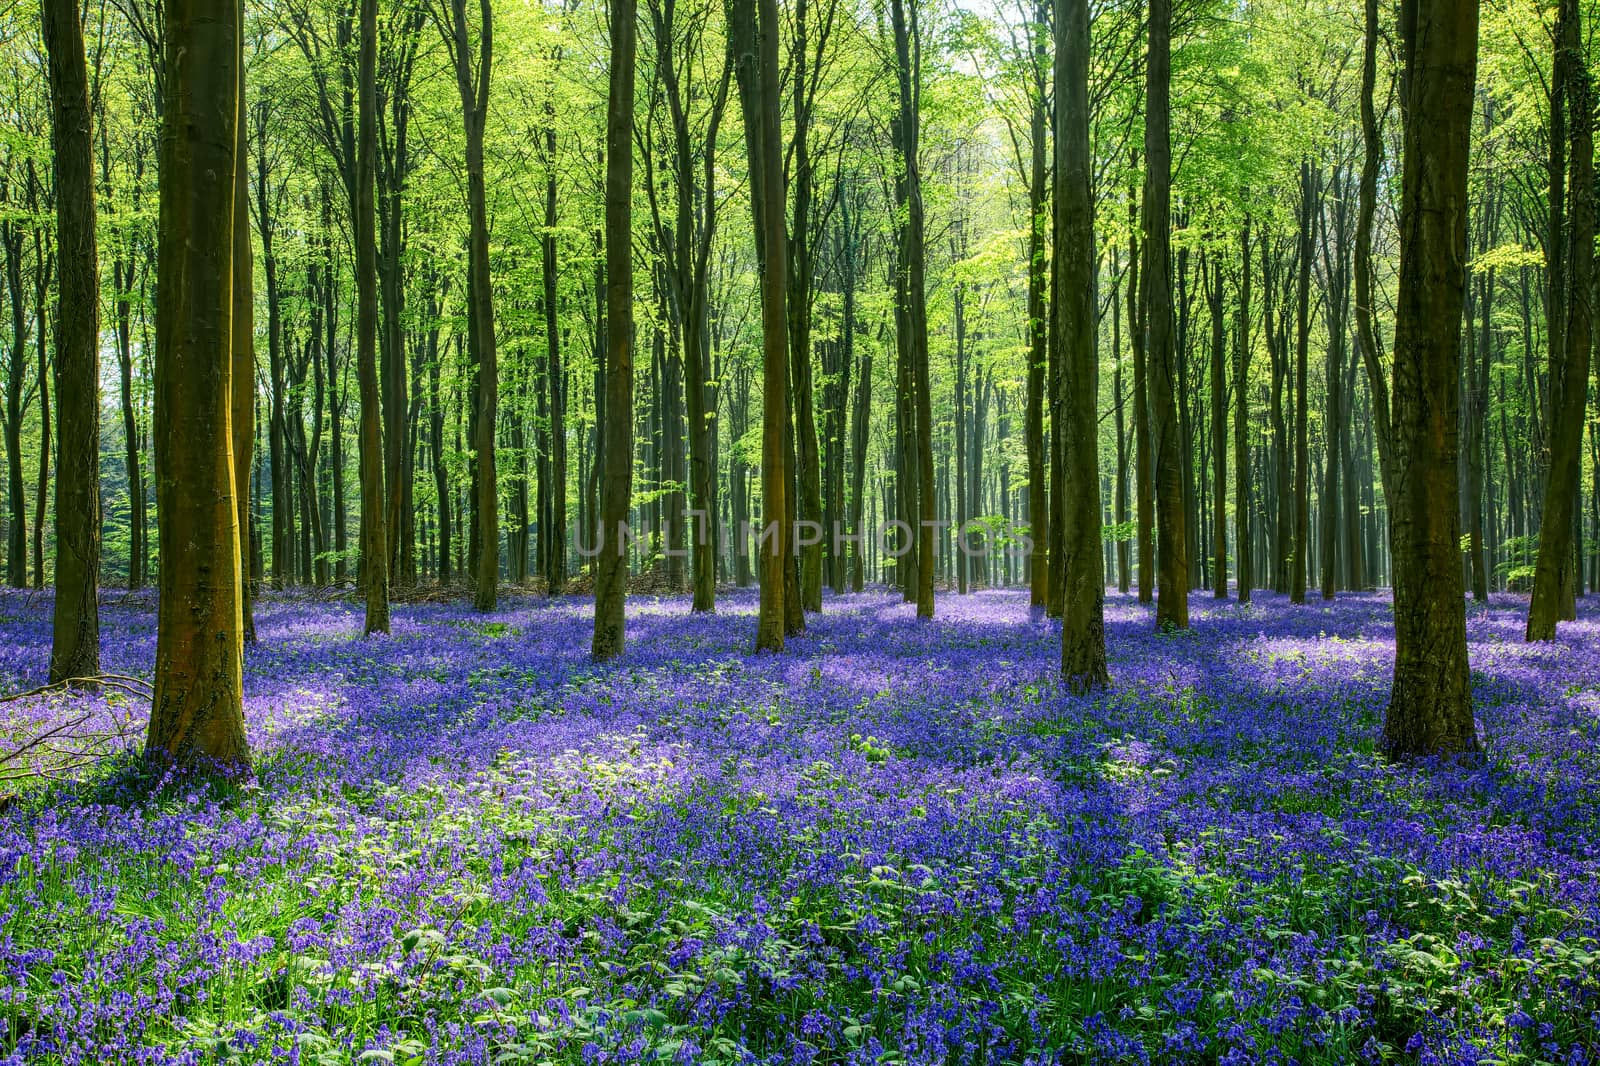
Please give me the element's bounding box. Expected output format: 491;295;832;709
1355;0;1393;503
43;0;101;682
232;55;257;646
147;0;251;772
3;210;28;591
1234;219;1253;603
1292;161;1316;604
733;0;792;651
1054;0;1108;688
1024;0;1049;608
356;0;390;635
1528;0;1592;641
544;127;568;596
890;0;935;620
440;0;500;613
593;0;636;660
1144;0;1186;629
1206;252;1227;599
1382;0;1480;759
787;0;825;614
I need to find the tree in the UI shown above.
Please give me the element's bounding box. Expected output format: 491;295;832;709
1354;0;1392;503
233;23;257;646
1234;219;1253;604
440;0;500;613
644;0;730;612
42;0;101;683
889;0;934;620
1144;0;1186;629
146;0;251;772
1381;0;1480;759
732;0;791;650
1054;0;1107;688
1526;0;1592;642
1020;0;1050;611
357;0;390;636
593;0;637;661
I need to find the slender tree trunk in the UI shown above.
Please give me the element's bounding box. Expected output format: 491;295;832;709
1465;199;1495;602
356;0;389;635
116;253;144;589
593;0;636;659
426;284;451;585
847;217;871;593
1055;0;1108;687
890;0;935;619
3;215;28;591
787;0;823;613
544;132;568;595
1113;260;1131;594
1292;162;1317;604
438;0;500;612
1382;0;1480;759
1235;219;1253;603
1131;186;1153;603
232;57;257;646
1206;252;1227;598
1528;0;1593;640
1320;168;1352;600
733;0;792;650
1024;0;1049;608
1144;0;1186;629
31;212;50;592
43;0;101;682
1356;0;1393;503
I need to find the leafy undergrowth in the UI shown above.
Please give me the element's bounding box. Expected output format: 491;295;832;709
1;588;1598;1065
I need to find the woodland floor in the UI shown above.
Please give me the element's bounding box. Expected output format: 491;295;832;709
0;586;1598;1065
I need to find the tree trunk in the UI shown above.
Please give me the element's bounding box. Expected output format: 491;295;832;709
1024;0;1049;608
593;0;636;659
1382;0;1480;759
1144;0;1186;629
1320;167;1352;599
733;0;791;651
890;0;935;620
438;0;500;612
1235;219;1253;603
147;0;250;772
1355;0;1393;503
1292;161;1317;604
786;0;824;613
356;0;390;635
43;0;101;682
1131;185;1153;603
3;211;28;591
1206;251;1227;599
232;57;257;646
1528;0;1593;641
847;207;871;593
544;130;568;595
1055;0;1108;687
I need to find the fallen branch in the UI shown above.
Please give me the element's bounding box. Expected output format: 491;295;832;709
0;673;153;704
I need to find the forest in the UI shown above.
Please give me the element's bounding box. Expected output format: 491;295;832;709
1;0;1598;1059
